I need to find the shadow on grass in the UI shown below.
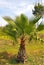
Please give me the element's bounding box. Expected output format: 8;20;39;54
0;51;44;65
0;51;17;64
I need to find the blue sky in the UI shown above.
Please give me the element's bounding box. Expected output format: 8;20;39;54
0;0;44;26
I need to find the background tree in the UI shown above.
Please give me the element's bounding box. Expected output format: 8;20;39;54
33;3;44;17
32;3;44;42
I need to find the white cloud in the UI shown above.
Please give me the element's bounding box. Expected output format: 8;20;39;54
9;3;34;17
42;0;44;3
0;0;34;26
0;0;34;17
0;0;44;26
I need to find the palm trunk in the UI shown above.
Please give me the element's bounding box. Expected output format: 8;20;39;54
16;36;27;63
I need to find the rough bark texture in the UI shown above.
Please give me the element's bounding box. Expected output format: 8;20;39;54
16;36;27;63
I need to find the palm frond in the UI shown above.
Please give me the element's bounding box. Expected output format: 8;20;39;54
15;14;29;35
3;16;15;26
24;21;34;35
2;24;17;41
37;24;44;31
29;16;41;25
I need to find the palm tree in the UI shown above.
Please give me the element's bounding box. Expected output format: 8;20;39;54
3;14;44;63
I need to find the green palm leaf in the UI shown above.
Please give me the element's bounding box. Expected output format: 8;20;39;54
3;16;15;26
37;24;44;31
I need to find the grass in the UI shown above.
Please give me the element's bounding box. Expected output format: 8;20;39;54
0;39;44;65
0;30;44;65
38;30;44;34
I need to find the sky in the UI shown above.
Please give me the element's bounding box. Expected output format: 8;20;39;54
0;0;44;26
